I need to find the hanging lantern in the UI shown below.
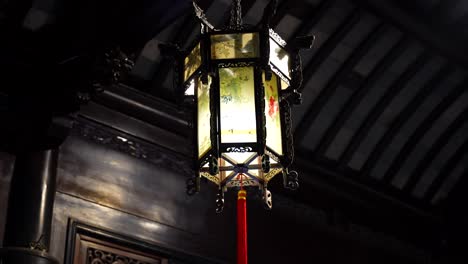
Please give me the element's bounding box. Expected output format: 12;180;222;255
173;1;313;263
181;0;314;211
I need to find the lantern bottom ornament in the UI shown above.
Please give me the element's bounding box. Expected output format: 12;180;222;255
188;152;299;212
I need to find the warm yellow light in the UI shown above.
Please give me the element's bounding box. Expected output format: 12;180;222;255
211;33;259;59
184;43;201;82
198;77;211;158
219;67;257;143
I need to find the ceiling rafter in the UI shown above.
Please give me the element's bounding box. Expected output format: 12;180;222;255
288;0;336;42
332;50;432;169
313;35;411;157
295;148;433;213
270;0;292;28
403;106;468;193
423;137;468;203
381;78;468;185
355;65;454;173
430;0;463;22
299;8;361;92
294;20;386;145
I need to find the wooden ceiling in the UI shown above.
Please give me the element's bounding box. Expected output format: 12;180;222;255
137;0;468;215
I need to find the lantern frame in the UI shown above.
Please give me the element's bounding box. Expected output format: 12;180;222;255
178;1;313;211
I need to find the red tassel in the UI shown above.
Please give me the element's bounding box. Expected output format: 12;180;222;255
237;189;248;264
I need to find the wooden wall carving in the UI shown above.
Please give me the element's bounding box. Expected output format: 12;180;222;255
65;220;216;264
73;234;166;264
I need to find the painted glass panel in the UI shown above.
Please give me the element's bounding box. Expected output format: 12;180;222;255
269;38;291;79
211;33;259;59
263;73;283;155
184;42;201;82
198;77;211;158
219;67;257;143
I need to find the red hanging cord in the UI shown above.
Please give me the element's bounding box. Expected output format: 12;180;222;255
237;174;248;264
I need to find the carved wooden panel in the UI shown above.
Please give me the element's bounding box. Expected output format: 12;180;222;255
64;220;220;264
73;234;167;264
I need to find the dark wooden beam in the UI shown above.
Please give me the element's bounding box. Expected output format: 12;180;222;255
381;78;468;184
270;0;292;28
356;65;454;174
333;51;431;165
288;0;336;41
430;0;462;23
299;8;361;92
295;147;442;251
313;36;410;156
423;136;468;203
403;106;468;193
92;84;189;137
294;22;386;144
351;0;468;68
296;148;436;217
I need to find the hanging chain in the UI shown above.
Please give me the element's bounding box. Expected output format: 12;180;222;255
229;0;243;29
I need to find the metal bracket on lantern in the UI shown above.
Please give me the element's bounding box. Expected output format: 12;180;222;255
283;169;299;190
216;188;225;213
209;156;219;175
263;186;273;210
186;176;200;195
261;155;271;173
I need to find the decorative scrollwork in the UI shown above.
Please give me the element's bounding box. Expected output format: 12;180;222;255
208;156;219;175
228;0;243;30
226;179;258;187
289;52;304;100
92;47;135;88
283;170;299;190
186;176;200;195
226;146;253;153
263;188;272;210
87;248;154;264
262;155;270;173
270;65;289;86
72;118;192;176
264;149;280;163
281;100;294;167
255;69;266;156
289;35;314;95
217;61;256;68
264;168;282;182
215;189;224;213
193;2;214;31
269;29;287;47
200;171;220;185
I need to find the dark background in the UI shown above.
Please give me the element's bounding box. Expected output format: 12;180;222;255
1;0;468;263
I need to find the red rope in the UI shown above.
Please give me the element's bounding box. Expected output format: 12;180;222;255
237;187;247;264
